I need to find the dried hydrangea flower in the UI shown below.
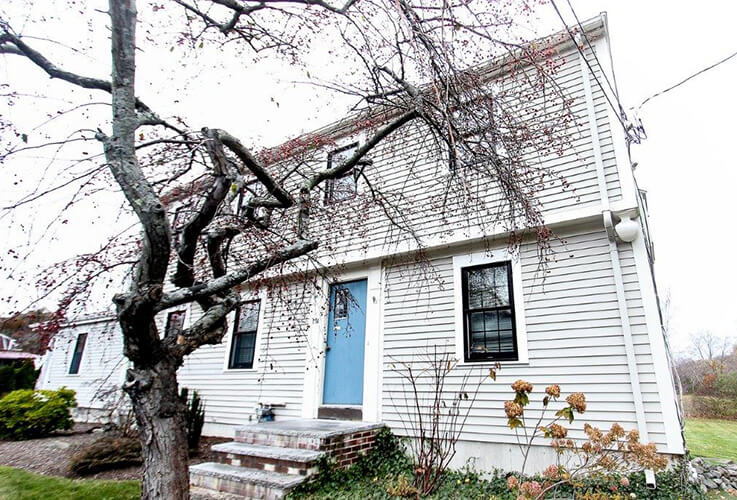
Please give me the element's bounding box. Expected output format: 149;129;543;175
545;384;561;398
505;401;524;418
543;464;560;479
549;423;568;439
511;379;533;393
520;481;543;498
566;392;586;413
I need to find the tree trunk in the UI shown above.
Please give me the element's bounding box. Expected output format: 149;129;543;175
125;359;190;500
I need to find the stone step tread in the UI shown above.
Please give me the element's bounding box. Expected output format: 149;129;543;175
212;442;325;463
190;462;306;490
235;419;384;439
190;486;248;500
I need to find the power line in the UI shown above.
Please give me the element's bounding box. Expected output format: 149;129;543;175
548;0;631;140
638;48;737;109
564;0;620;106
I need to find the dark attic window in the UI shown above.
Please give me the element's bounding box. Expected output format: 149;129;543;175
325;143;359;204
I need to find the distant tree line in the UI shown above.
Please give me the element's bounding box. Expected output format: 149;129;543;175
675;331;737;399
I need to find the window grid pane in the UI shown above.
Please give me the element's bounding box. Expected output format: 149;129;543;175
463;262;517;362
229;300;260;369
325;143;359;204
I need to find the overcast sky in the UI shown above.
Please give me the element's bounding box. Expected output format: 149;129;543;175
543;1;737;354
1;1;735;354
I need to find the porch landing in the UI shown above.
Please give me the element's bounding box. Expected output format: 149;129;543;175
190;419;384;499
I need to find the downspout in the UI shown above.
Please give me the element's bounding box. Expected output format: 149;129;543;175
577;40;656;486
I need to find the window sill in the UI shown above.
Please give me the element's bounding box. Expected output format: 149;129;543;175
221;367;258;373
456;359;529;367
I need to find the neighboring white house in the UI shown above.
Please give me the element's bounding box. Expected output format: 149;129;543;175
37;314;127;422
38;14;685;473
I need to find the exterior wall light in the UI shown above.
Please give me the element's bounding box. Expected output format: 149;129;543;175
614;214;640;242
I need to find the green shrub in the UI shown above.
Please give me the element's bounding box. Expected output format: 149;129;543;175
686;395;737;420
180;387;205;453
0;361;40;397
0;388;76;440
715;372;737;399
69;436;142;476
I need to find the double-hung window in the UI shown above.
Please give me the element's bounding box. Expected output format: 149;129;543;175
325;143;359;204
229;300;261;369
68;333;88;375
237;180;265;217
461;261;518;361
165;310;186;337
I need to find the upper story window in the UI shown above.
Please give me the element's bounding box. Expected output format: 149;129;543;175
461;261;518;361
165;310;186;337
229;300;261;369
325;143;359;204
237;180;265;216
68;332;88;375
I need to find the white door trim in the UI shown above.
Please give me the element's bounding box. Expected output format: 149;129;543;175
301;264;382;422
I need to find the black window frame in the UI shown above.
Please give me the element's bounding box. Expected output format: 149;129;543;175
461;261;518;362
228;300;261;370
68;332;88;375
164;310;186;337
324;142;360;205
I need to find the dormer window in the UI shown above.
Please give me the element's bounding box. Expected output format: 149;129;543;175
325;143;359;204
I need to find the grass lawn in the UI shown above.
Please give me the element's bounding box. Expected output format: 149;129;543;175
708;493;737;499
0;466;139;500
685;418;737;461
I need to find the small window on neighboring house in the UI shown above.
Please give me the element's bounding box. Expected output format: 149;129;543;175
229;300;261;369
68;333;88;375
325;143;359;204
461;261;518;361
165;310;186;337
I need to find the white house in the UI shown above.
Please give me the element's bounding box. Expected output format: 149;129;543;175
38;13;684;488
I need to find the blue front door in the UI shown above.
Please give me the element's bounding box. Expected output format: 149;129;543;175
322;279;367;406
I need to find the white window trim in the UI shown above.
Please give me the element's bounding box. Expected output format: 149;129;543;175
222;291;266;373
324;131;368;203
452;249;528;365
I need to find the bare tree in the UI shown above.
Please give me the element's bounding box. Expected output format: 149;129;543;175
690;330;733;375
1;1;575;498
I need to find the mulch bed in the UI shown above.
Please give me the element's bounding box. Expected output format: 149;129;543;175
0;423;230;481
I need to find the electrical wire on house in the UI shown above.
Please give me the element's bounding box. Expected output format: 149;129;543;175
548;0;640;144
563;0;620;103
637;48;737;110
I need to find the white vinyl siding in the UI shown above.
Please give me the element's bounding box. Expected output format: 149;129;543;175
380;225;668;450
177;287;313;426
39;318;125;412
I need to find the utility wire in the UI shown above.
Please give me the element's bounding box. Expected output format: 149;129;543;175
564;0;620;105
638;48;737;109
549;0;631;139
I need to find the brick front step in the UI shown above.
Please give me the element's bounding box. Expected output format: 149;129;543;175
190;462;305;500
234;419;384;453
211;442;324;476
191;419;385;498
